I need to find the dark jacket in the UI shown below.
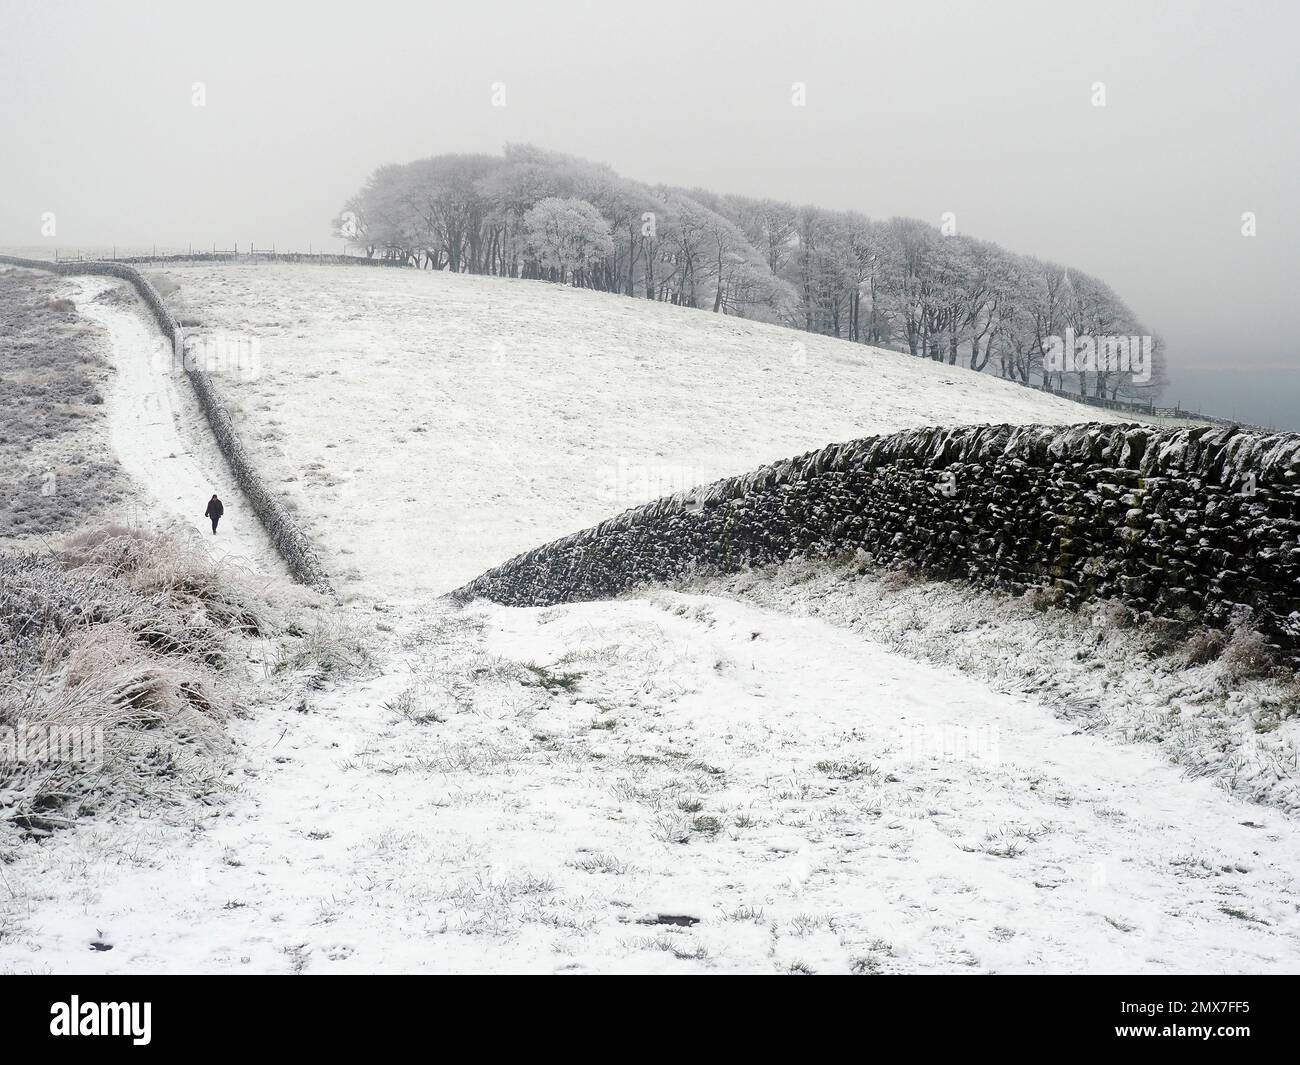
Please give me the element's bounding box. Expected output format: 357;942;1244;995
205;497;224;519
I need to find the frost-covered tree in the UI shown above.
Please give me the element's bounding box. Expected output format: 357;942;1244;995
723;195;799;277
879;218;940;357
522;197;615;286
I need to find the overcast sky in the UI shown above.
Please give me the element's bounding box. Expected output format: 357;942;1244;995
2;0;1296;415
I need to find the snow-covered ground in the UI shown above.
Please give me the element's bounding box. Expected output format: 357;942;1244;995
2;266;1294;975
145;263;1185;596
693;559;1300;815
6;594;1299;974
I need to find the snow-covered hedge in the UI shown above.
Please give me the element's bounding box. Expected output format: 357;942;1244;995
0;255;332;594
453;422;1300;661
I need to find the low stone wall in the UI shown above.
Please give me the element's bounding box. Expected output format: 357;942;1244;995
452;422;1300;657
55;252;409;267
0;254;332;593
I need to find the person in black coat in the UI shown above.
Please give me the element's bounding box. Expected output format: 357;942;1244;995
205;493;224;534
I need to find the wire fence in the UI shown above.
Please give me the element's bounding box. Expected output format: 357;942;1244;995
1041;384;1277;431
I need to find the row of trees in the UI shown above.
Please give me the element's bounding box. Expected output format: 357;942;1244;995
334;144;1166;399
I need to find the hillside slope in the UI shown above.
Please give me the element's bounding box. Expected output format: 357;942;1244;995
157;263;1175;594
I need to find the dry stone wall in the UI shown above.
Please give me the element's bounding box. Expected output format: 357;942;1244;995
453;422;1300;659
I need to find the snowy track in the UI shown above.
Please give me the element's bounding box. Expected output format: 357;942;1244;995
3;591;1298;974
70;275;284;577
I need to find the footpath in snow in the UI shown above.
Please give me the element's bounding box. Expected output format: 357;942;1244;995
70;274;284;577
3;591;1299;974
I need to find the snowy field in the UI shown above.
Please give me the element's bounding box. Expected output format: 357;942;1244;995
7;593;1299;974
147;263;1178;595
2;268;1295;975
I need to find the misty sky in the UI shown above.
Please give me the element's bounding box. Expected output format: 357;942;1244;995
2;0;1296;420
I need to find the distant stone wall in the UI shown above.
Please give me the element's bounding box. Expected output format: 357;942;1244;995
452;422;1300;657
53;252;409;267
0;254;332;593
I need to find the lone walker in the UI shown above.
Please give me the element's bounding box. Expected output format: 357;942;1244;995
205;493;224;534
